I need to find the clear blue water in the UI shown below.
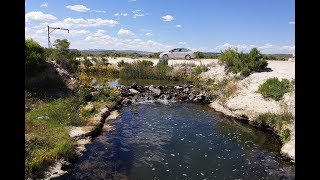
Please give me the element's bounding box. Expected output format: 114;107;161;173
60;102;295;180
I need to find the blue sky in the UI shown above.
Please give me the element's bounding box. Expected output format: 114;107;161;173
25;0;295;53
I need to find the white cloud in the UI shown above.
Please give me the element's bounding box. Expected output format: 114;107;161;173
132;10;142;14
145;32;153;36
214;43;295;54
175;25;182;28
49;18;119;28
40;2;48;7
289;21;295;25
162;15;174;22
117;28;134;36
25;26;173;52
140;29;152;32
66;5;90;12
132;10;149;18
178;42;186;45
115;12;128;17
83;30;173;52
129;0;137;2
93;10;106;13
25;11;57;22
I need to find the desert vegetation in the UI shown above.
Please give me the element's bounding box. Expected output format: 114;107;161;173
257;77;294;101
219;48;268;77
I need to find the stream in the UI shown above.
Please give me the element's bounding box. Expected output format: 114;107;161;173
60;102;294;179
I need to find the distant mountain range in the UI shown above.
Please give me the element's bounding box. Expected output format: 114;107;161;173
81;49;155;54
75;49;221;54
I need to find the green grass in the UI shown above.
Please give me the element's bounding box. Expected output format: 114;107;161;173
257;77;293;101
25;96;86;178
253;111;294;143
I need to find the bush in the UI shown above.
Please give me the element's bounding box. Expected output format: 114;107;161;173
80;65;119;77
137;60;154;67
157;58;169;66
25;39;46;76
119;60;173;80
219;48;268;77
254;112;293;143
257;77;293;101
117;60;127;67
83;57;93;67
192;64;208;75
195;51;205;59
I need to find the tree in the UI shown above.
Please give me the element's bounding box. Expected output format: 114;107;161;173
51;39;80;74
54;39;70;55
25;39;46;76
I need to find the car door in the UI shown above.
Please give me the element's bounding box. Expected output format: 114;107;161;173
180;48;188;58
171;48;180;59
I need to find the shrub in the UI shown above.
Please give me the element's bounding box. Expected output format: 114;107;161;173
83;57;93;67
192;64;208;75
195;51;205;59
137;60;154;67
257;77;293;101
119;60;172;80
157;58;169;66
219;48;268;77
253;112;293;143
117;60;127;67
25;39;46;76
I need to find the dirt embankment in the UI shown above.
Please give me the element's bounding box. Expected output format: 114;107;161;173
201;60;295;161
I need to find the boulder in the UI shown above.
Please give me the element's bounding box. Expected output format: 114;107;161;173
129;88;140;94
149;85;161;96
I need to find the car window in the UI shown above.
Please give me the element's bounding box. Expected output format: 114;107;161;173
172;49;179;52
181;48;189;52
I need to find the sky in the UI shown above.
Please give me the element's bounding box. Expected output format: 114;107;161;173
25;0;295;54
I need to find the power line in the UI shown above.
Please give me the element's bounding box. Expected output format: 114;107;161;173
47;26;69;49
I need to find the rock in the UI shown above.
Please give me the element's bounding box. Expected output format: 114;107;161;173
183;87;190;92
86;116;101;126
129;88;140;94
189;93;195;101
69;126;96;138
102;124;116;132
193;94;206;102
174;86;183;90
100;107;110;118
122;98;132;105
149;85;161;96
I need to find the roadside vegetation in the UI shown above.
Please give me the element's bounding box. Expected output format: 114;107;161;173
219;48;268;77
257;77;294;101
253;111;294;143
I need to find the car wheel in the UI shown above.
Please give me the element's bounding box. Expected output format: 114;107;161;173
162;54;169;60
185;55;191;60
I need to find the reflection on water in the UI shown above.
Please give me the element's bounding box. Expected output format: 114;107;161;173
61;103;294;180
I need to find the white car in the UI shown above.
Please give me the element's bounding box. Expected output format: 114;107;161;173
159;48;195;60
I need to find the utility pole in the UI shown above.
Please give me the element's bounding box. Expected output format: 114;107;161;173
47;26;69;49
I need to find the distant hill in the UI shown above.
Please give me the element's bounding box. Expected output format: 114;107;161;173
81;49;155;55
